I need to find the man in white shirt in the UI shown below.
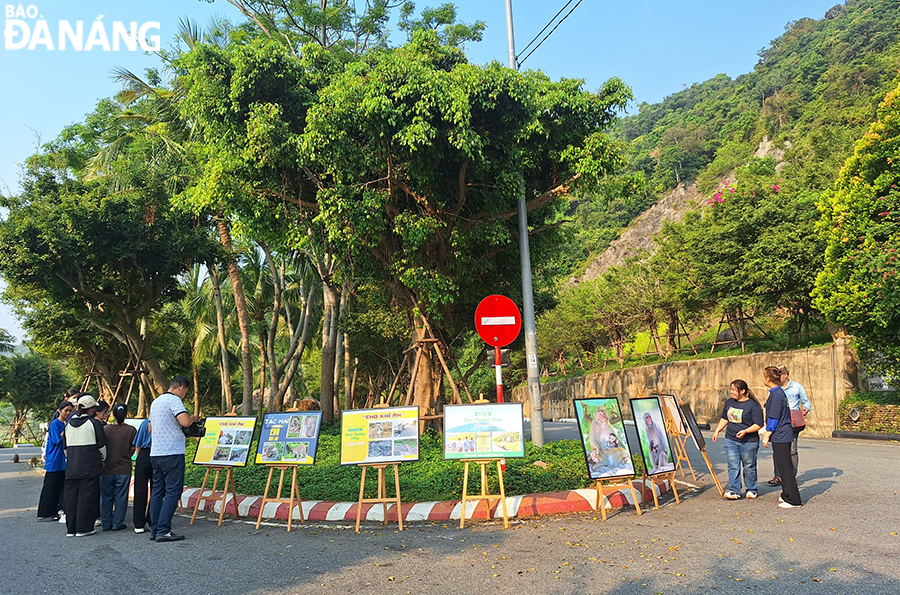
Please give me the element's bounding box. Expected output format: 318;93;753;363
148;376;198;542
768;365;811;486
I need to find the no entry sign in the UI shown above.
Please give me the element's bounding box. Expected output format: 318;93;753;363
475;295;522;347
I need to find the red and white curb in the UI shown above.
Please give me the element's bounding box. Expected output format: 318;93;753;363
180;479;674;525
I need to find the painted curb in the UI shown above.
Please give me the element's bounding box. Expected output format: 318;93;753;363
178;479;673;525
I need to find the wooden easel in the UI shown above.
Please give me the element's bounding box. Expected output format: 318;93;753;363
640;471;680;510
355;462;403;533
594;477;642;521
354;399;404;533
256;465;304;532
460;458;509;529
190;466;242;527
661;407;696;480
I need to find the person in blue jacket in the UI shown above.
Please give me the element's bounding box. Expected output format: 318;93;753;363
37;400;74;521
761;366;802;508
132;418;153;533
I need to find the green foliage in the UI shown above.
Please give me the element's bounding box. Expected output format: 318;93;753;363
840;390;900;406
814;80;900;378
0;353;71;422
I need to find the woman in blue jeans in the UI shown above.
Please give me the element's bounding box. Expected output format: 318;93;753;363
712;379;764;500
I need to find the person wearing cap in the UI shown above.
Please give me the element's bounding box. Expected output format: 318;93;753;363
148;376;198;542
767;365;812;486
100;403;136;532
37;400;74;521
62;395;107;537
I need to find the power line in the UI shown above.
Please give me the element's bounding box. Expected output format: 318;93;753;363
517;0;576;58
518;0;585;67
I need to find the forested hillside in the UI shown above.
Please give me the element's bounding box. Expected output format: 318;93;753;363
538;0;900;378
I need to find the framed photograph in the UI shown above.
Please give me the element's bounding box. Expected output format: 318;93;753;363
679;403;707;451
573;397;636;480
443;403;525;460
193;417;258;467
630;397;676;476
654;393;686;435
339;406;420;465
254;411;323;465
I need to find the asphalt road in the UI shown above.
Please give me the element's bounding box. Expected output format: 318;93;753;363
2;432;899;595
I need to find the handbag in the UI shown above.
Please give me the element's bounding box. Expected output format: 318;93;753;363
789;403;806;432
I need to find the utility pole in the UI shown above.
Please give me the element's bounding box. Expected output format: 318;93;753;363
505;0;545;447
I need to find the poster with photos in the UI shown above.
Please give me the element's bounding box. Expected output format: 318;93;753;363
443;403;525;460
573;397;636;480
254;411;323;465
339;406;420;465
630;397;676;476
193;417;257;467
653;393;686;434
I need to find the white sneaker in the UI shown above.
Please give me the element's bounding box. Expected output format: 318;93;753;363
134;527;146;534
65;533;75;537
778;501;801;509
723;490;742;500
58;513;66;524
94;519;101;527
745;491;758;499
778;496;785;504
75;530;97;537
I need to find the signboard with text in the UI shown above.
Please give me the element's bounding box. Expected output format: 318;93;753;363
255;411;323;465
192;417;257;467
339;406;420;465
443;403;525;460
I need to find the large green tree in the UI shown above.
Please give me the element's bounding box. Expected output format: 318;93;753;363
814;81;900;376
0;102;215;393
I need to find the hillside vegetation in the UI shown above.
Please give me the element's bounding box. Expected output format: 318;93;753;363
536;0;900;379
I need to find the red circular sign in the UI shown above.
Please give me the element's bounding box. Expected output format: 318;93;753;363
474;295;522;347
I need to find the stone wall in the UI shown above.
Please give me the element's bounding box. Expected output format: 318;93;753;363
838;403;900;434
511;338;858;438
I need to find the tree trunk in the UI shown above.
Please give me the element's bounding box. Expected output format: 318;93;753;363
666;309;679;354
320;282;339;421
343;332;353;410
217;219;254;415
207;263;233;412
192;351;200;414
411;323;442;412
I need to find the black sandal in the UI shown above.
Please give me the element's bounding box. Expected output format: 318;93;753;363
768;477;782;485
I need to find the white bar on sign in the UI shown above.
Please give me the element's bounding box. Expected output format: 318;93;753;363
481;316;515;325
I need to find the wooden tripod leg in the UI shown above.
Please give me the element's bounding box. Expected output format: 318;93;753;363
378;466;388;526
460;461;470;529
701;449;724;495
628;479;642;515
393;463;403;532
191;467;211;524
256;466;276;530
355;465;368;533
219;469;230;526
291;466;304;526
496;460;508;529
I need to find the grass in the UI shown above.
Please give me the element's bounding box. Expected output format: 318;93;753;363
184;422;645;502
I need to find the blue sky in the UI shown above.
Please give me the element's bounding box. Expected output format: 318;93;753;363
0;0;842;341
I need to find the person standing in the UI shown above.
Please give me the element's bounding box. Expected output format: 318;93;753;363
712;380;764;500
37;400;74;521
63;395;107;536
761;366;802;508
100;404;136;531
132;417;153;534
148;376;198;542
768;365;811;486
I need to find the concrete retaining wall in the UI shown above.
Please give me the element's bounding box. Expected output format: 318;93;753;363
511;338;858;438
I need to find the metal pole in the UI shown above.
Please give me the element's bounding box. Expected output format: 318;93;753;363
505;0;545;446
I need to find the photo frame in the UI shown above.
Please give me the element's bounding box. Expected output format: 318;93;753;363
629;397;676;476
254;411;323;465
339;406;420;465
654;393;686;435
573;397;636;480
193;417;257;467
443;403;525;460
679;403;707;451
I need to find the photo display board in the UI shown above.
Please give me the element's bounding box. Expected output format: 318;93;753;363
339;406;420;465
630;397;676;476
193;417;257;467
654;393;686;434
255;411;323;465
679;403;707;451
443;403;525;460
573;397;636;480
